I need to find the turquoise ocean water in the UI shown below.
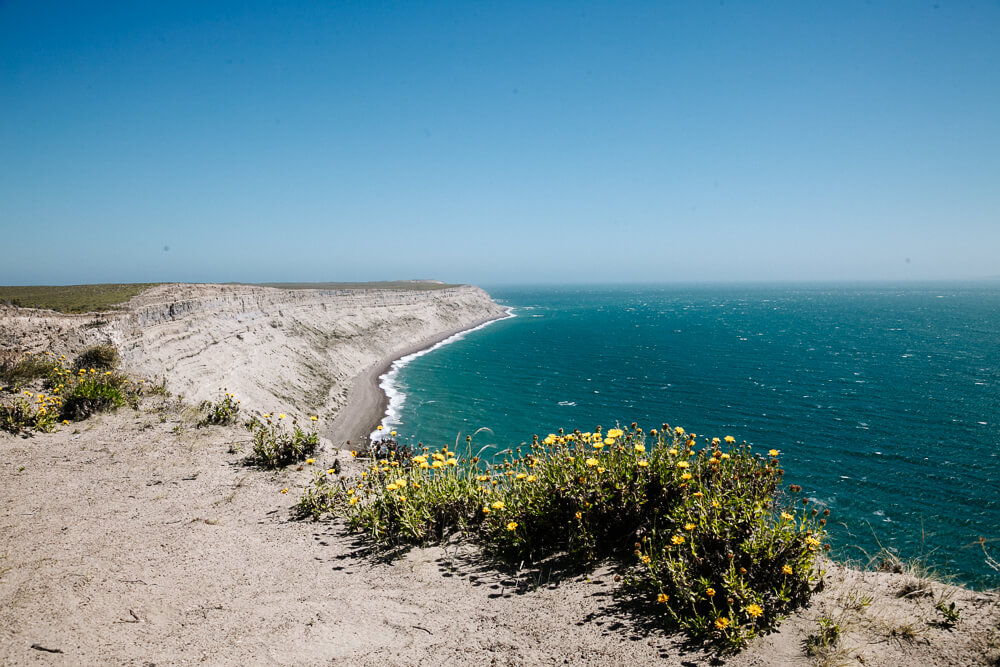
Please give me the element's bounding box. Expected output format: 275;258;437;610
379;284;1000;587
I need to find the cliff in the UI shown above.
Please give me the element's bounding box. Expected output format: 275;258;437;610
0;283;507;434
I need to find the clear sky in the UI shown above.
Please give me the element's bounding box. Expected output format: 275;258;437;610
2;1;998;285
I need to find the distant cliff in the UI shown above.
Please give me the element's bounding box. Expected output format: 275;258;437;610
0;283;506;422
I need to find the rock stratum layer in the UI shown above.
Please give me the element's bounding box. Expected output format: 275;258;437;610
0;283;506;439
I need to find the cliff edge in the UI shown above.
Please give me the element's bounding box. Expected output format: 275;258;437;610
0;282;507;438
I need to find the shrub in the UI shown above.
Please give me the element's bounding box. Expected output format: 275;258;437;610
59;370;132;421
300;422;828;650
296;461;344;520
198;390;241;427
246;413;320;468
1;395;58;434
0;350;139;429
72;344;119;372
0;351;60;389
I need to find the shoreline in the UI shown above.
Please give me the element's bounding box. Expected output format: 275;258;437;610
325;312;510;447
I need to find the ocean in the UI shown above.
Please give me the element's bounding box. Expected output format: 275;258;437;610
377;283;1000;587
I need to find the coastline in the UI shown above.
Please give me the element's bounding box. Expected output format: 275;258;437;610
325;311;510;447
4;289;999;665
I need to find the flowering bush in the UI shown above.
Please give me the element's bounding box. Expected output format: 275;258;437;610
1;394;58;433
198;390;241;427
1;349;139;429
300;422;828;650
246;412;319;468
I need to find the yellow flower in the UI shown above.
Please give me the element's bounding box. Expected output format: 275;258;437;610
350;451;358;457
657;593;669;604
506;522;518;532
390;430;396;436
782;565;794;575
280;488;288;494
596;466;605;473
491;501;505;510
311;416;318;421
349;497;358;505
386;483;398;491
692;491;703;498
676;461;689;469
780;512;793;521
671;534;685;545
724;436;735;443
305;458;314;465
720;453;730;460
476;474;489;482
377;425;383;431
482;507;491;514
432;461;444;469
640;555;651;564
637;460;649;468
575;511;583;520
603;437;615;446
592;442;604;450
712;500;721;508
684;522;696;531
634;444;645;453
278;413;285;419
746;603;763;618
706;587;716;597
395;479;407;488
419;462;430;469
62;419;69;425
674;426;685;434
585;457;598;467
526;475;537;482
397;495;406;502
680;472;692;480
607;428;624;438
769;449;779;456
715;617;730;630
668;448;678;456
446;458;458;466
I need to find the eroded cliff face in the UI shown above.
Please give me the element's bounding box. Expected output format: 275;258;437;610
0;283;506;418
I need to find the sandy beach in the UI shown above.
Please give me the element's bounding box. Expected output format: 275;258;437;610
326;312;509;447
2;284;999;666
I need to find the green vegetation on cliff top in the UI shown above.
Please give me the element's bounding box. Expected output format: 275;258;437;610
0;280;461;313
0;284;160;313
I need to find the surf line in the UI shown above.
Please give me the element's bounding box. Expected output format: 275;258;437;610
371;306;515;441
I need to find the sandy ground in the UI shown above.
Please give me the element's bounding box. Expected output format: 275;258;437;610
2;399;998;666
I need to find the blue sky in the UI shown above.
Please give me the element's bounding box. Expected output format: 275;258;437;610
2;1;998;285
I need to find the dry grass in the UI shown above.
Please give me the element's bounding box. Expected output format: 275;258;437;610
0;283;158;313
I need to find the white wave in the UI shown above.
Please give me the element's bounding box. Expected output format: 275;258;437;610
371;307;516;440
